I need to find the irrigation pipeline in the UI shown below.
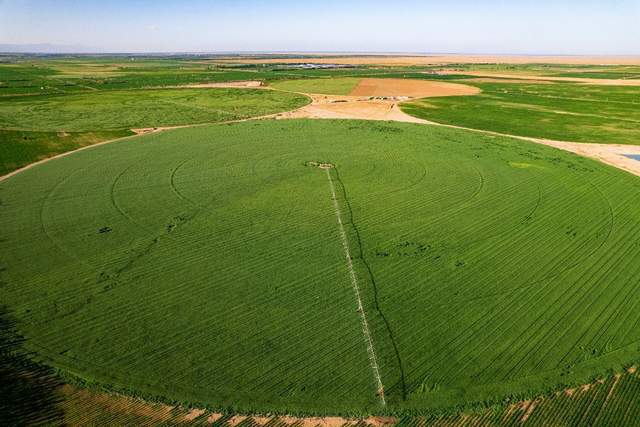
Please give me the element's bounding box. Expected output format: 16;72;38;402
324;165;387;406
331;166;407;400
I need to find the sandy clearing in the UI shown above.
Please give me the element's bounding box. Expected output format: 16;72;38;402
184;408;206;421
212;54;640;66
223;415;396;427
278;93;429;123
435;70;640;86
349;78;480;97
277;79;477;123
532;138;640;177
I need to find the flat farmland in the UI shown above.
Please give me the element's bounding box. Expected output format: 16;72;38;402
0;86;308;174
401;82;640;145
0;88;308;131
3;119;640;415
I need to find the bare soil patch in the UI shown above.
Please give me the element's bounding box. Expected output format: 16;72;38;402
278;93;429;123
278;79;477;123
349;78;480;97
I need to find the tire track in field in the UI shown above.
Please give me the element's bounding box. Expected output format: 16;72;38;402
324;165;408;403
109;165;155;234
169;157;201;207
324;165;386;406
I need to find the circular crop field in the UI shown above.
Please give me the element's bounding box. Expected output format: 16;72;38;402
2;119;640;415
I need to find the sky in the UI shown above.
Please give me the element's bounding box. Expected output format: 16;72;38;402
1;0;639;55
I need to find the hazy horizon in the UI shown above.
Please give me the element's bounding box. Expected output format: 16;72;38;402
1;0;639;55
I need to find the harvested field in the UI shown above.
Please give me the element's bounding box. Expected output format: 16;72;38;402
348;78;480;97
278;94;427;123
273;78;477;122
271;77;479;98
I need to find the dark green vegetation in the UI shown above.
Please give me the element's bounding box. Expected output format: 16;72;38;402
402;82;640;144
3;119;640;415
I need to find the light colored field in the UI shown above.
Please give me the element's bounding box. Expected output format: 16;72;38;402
278;94;427;123
215;54;640;66
349;78;480;97
274;78;478;122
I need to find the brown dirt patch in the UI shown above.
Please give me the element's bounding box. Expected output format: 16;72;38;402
349;78;479;97
521;399;540;423
278;94;429;123
207;413;224;423
275;78;477;122
185;408;206;421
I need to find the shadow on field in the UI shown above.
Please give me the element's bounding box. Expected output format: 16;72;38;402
0;305;65;425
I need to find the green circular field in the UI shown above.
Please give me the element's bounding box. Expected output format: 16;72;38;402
2;119;640;415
